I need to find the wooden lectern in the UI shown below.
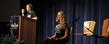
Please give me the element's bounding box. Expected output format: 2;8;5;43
17;16;36;44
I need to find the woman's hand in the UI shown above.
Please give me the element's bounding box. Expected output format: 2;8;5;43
54;38;61;40
48;36;53;39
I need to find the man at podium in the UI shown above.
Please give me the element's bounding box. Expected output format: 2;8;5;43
21;3;38;20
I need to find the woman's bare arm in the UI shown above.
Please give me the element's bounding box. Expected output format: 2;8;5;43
59;27;68;40
48;33;56;39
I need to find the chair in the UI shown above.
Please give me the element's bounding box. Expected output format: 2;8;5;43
66;26;73;44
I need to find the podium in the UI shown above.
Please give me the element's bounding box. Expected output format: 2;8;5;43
18;16;36;44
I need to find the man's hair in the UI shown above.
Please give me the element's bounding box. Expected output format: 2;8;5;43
27;3;33;9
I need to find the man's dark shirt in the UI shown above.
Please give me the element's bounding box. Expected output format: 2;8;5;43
26;10;36;18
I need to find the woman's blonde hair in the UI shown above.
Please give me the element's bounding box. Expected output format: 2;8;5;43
57;11;66;25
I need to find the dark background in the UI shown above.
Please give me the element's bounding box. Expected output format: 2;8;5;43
0;0;20;22
0;0;109;44
0;0;20;39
